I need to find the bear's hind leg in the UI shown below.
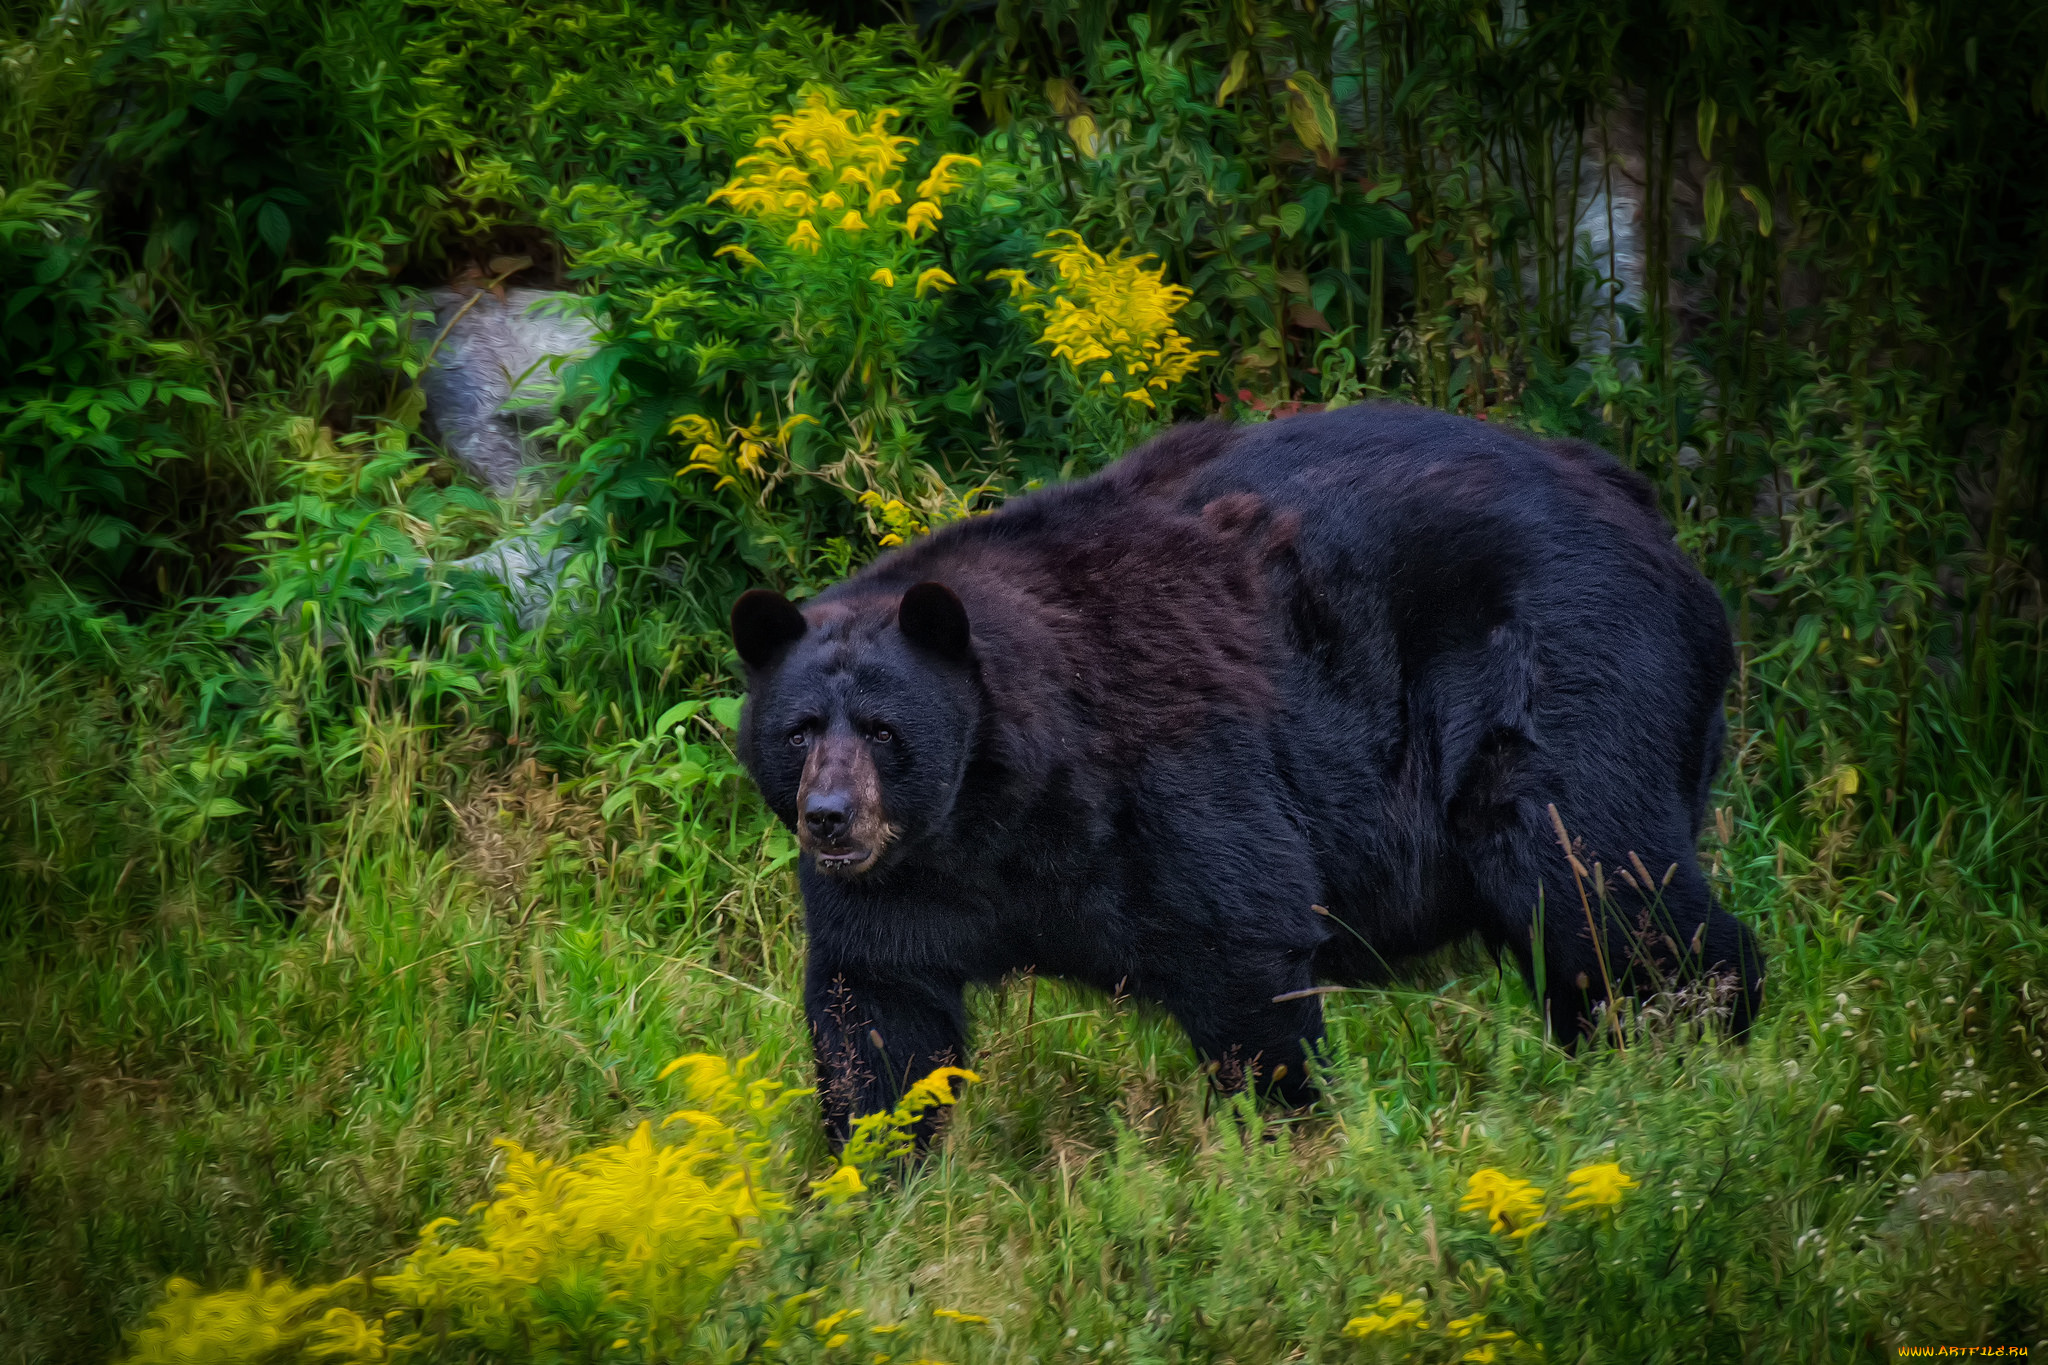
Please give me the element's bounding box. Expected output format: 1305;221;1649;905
1694;892;1767;1036
1469;813;1763;1045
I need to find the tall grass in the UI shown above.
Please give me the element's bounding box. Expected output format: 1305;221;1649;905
1;0;2044;1359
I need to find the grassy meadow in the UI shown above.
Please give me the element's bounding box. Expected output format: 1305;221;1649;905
4;0;2047;1360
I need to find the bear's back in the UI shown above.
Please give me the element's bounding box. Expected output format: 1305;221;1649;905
1179;404;1733;827
1182;403;1724;656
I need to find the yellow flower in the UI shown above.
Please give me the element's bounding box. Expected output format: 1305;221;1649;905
1562;1162;1638;1211
713;243;763;270
706;93;970;258
1000;231;1215;407
671;413;813;495
811;1164;866;1202
1066;113;1099;158
371;1053;799;1355
914;267;955;298
1462;1168;1549;1238
118;1053;814;1365
839;1065;979;1170
859;492;925;547
870;268;897;287
118;1272;383;1365
826;1333;851;1348
787;219;823;253
932;1308;989;1324
915;153;982;200
307;1306;388;1360
987;268;1034;299
1341;1290;1426;1338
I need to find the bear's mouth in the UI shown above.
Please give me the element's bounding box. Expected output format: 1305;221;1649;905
813;845;878;876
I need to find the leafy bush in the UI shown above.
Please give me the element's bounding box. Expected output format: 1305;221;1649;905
3;0;2047;1360
0;180;215;584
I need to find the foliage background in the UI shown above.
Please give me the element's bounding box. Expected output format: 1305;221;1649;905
2;0;2045;1359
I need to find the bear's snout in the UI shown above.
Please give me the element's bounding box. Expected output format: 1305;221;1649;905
796;731;892;876
802;790;852;842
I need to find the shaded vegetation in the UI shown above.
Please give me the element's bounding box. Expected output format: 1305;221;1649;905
1;0;2044;1359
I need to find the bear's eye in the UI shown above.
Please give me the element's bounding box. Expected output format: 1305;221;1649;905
787;727;809;748
869;725;893;744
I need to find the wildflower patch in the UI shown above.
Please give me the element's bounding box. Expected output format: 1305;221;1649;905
118;1054;806;1363
991;231;1216;409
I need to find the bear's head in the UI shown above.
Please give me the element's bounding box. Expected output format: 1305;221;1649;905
730;581;979;879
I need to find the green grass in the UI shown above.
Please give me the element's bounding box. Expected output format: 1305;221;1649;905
3;650;2044;1361
6;0;2047;1357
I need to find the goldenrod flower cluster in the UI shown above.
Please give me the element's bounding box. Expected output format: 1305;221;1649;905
116;1270;388;1365
1461;1160;1639;1238
1443;1312;1528;1364
1561;1161;1638;1210
856;479;998;548
857;490;932;548
377;1053;801;1356
989;231;1216;407
119;1054;806;1365
1342;1292;1528;1361
1341;1290;1427;1338
1461;1167;1550;1239
672;411;816;492
1338;1164;1639;1360
707;89;977;279
811;1065;978;1200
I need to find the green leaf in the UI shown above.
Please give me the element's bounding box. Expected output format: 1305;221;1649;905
1738;185;1774;238
257;202;291;255
1284;73;1339;155
1215;50;1250;106
709;697;744;731
1277;203;1308;239
655;700;705;732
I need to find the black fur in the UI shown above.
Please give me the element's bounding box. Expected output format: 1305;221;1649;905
732;404;1764;1141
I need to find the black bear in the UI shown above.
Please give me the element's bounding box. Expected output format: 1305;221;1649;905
730;403;1763;1139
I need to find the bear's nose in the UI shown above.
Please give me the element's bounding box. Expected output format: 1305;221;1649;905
803;791;852;843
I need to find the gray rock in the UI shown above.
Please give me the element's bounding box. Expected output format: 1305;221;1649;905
444;505;601;631
410;288;603;495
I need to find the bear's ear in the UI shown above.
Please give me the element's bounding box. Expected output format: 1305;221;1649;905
898;581;971;661
731;589;807;669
